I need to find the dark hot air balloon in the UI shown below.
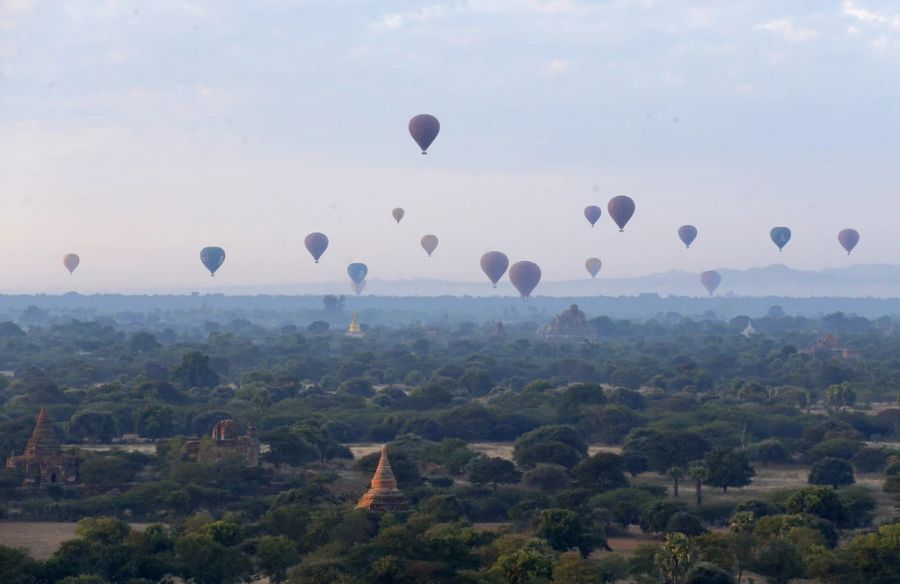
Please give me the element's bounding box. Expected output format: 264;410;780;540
392;208;405;224
200;247;225;276
509;261;541;298
700;270;721;296
421;235;438;257
351;280;366;295
347;262;368;284
678;225;698;249
838;229;859;255
608;196;635;231
409;114;440;154
585;258;602;278
584;205;602;227
480;251;509;288
770;227;791;252
305;232;329;263
63;253;80;275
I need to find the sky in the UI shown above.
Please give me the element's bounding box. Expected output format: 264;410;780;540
2;0;900;293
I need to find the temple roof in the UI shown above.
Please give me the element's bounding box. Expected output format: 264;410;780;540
24;408;61;458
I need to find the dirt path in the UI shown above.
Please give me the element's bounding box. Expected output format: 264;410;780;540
0;521;152;560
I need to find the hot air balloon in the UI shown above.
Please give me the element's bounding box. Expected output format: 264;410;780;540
608;196;635;232
421;235;439;257
347;262;368;284
509;261;541;298
305;232;329;263
351;280;367;295
480;251;509;288
409;114;440;154
392;208;405;224
585;258;602;279
584;205;602;227
700;270;721;296
770;227;791;252
200;247;225;276
838;229;859;255
63;253;80;275
678;225;698;249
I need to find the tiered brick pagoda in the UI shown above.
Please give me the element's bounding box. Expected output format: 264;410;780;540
6;408;79;486
356;446;409;513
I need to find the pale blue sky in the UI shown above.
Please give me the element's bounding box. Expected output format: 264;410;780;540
2;0;899;292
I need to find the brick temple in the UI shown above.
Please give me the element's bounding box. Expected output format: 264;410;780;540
356;446;409;513
6;408;79;486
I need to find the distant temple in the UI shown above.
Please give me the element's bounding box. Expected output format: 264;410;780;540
491;320;507;339
802;333;861;361
347;311;364;337
537;304;595;338
741;320;757;337
182;419;260;467
357;446;409;513
6;408;79;486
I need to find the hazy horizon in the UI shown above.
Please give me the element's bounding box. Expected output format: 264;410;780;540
4;1;900;293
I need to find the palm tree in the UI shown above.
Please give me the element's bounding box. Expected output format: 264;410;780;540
688;463;707;506
654;533;694;584
667;466;685;497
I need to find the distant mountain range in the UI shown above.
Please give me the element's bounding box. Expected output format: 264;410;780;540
193;264;900;298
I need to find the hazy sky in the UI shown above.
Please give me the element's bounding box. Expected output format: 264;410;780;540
2;0;900;293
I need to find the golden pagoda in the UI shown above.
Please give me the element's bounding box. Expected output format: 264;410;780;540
356;446;409;512
347;311;364;336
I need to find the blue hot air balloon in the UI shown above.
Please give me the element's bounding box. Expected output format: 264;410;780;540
200;247;225;276
305;233;329;263
347;262;368;284
678;225;698;249
770;227;792;252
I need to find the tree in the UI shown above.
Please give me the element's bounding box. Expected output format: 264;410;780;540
552;551;602;584
537;508;604;557
513;441;583;470
522;464;569;492
132;403;174;439
752;540;803;584
256;535;300;583
623;452;649;477
665;512;705;537
490;539;554;584
171;352;220;389
513;425;588;467
688;463;708;506
824;383;856;411
809;457;855;489
703;449;755;493
339;377;374;397
668;466;685;497
851;447;887;473
641;501;688;534
0;545;42;583
684;562;736;584
129;331;161;353
748;439;789;467
174;533;249;584
786;486;848;524
75;517;130;545
625;430;711;473
570;452;629;492
67;410;119;442
654;533;694;584
467;457;521;491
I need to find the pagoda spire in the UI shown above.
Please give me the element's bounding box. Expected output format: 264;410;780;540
356;446;409;513
24;408;61;458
